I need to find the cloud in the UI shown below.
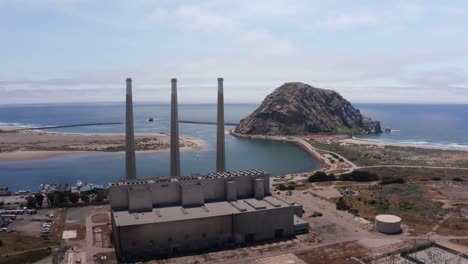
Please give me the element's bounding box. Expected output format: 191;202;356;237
318;10;380;30
403;68;468;87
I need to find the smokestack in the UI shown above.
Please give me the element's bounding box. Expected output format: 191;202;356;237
125;78;137;180
216;78;226;172
170;78;181;177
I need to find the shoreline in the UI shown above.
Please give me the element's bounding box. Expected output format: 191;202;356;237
0;126;207;162
342;137;468;152
229;130;468;176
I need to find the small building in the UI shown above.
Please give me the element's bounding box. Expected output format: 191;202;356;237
0;186;11;196
80;184;104;194
375;214;401;234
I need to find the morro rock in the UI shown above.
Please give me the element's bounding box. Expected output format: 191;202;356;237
235;82;382;136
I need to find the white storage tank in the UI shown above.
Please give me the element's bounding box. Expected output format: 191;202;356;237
375;214;401;234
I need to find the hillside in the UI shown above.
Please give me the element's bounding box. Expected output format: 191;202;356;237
235;82;382;135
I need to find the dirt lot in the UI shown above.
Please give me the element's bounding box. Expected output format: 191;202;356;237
93;224;112;248
296;241;368;264
449;239;468;247
50;208;66;243
92;213;109;224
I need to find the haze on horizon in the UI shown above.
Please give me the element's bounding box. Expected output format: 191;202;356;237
1;0;468;105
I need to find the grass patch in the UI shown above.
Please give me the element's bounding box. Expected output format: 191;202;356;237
0;233;54;256
0;248;51;264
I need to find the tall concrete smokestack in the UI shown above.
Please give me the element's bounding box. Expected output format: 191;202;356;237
125;78;137;180
216;78;226;172
170;78;181;177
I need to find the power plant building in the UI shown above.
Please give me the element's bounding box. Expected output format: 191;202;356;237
110;78;308;261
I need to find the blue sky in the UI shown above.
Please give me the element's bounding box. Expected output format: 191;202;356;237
1;0;468;104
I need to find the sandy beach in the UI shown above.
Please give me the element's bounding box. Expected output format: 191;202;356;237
0;127;206;162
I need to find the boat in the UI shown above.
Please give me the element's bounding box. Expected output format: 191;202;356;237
148;117;154;122
385;128;391;133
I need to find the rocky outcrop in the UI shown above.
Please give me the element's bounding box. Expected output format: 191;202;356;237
235;82;382;136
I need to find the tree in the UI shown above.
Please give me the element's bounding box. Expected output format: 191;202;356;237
0;240;3;247
308;171;336;182
35;193;44;208
95;190;107;202
80;194;90;203
68;192;80;204
25;195;36;208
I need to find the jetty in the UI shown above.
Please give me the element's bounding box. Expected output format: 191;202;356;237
11;122;123;131
179;120;239;126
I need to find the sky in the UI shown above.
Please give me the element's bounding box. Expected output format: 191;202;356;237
1;0;468;104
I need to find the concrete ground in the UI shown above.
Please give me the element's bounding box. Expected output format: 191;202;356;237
9;209;53;237
61;205;115;264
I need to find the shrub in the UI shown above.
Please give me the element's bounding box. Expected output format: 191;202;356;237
431;177;442;181
286;184;296;191
339;170;379;182
453;177;464;182
308;171;336;182
0;240;3;247
277;184;287;191
380;177;405;185
399;201;416;211
336;197;349;211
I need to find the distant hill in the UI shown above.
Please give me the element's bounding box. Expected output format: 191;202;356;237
235;82;382;136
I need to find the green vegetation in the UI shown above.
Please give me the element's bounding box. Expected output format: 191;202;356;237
308;171;336;182
380;176;405;185
25;193;45;208
307;140;468;167
339;171;379;182
453;177;464;182
0;240;3;247
336;197;350;211
333;125;363;134
277;183;295;191
0;249;51;264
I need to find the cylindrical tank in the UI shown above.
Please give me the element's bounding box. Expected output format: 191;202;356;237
375;214;401;234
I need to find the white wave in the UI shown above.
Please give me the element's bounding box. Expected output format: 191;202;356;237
0;122;40;128
372;138;468;150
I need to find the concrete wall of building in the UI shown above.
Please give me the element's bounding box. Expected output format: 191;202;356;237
254;178;265;200
110;173;270;211
116;215;233;260
225;180;237;201
181;183;204;207
109;185;129;211
232;206;294;243
128;185;152;213
114;206;295;261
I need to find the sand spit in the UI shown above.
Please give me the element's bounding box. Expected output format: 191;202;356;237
0;127;206;162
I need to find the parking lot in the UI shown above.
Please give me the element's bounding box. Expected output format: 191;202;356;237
2;208;54;238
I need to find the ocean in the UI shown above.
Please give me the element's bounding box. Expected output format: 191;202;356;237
1;103;468;192
0;103;318;191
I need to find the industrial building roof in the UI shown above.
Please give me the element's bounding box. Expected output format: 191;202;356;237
109;169;266;187
113;196;290;227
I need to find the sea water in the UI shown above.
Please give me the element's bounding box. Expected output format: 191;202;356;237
0;103;319;191
1;103;468;191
